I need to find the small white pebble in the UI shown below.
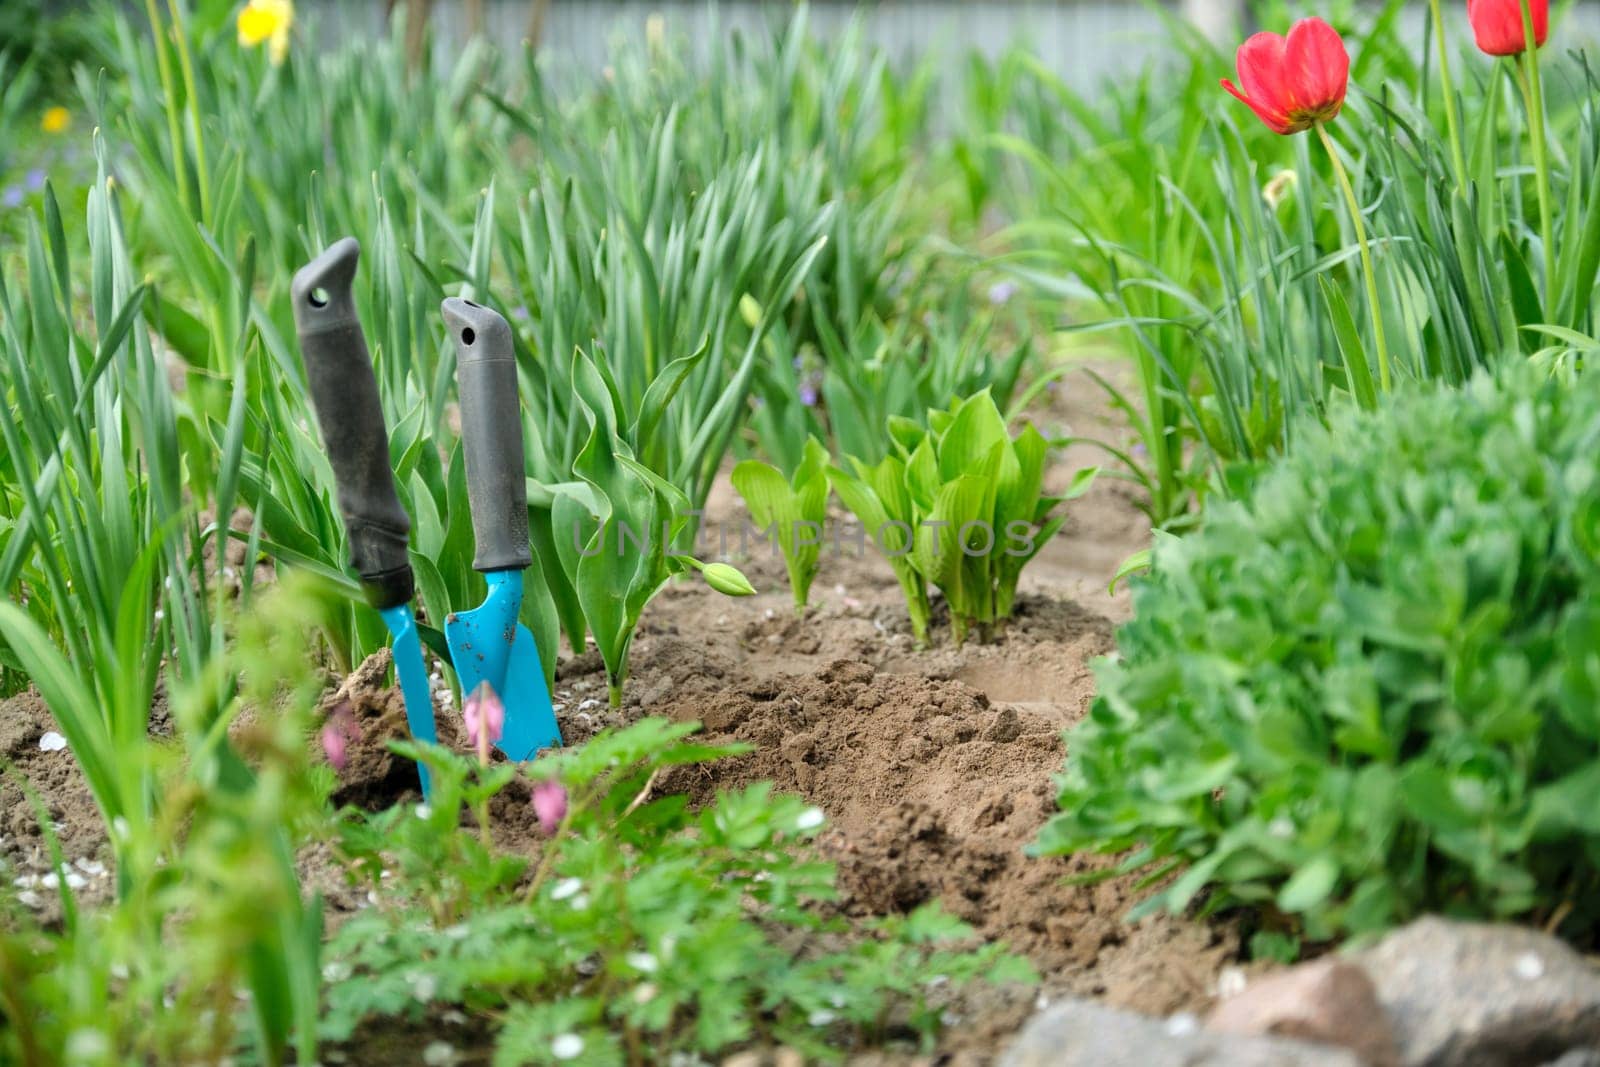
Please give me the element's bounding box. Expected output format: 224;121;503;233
577;698;601;711
1216;966;1248;999
63;872;87;890
415;804;433;820
1165;1013;1200;1036
794;807;825;831
16;890;41;909
38;732;67;752
74;858;106;877
808;1010;836;1027
550;1034;584;1060
1514;952;1545;980
551;877;583;901
1034;992;1051;1011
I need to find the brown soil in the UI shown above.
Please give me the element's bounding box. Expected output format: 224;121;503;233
1;363;1242;1062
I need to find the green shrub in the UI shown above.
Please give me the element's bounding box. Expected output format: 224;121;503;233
1036;367;1600;944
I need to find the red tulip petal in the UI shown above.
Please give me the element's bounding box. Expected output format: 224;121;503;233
1284;18;1350;119
1221;77;1292;134
1235;31;1292;115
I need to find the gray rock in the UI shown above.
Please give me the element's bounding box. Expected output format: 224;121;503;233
1208;958;1400;1067
1540;1051;1600;1067
999;997;1365;1067
1353;917;1600;1067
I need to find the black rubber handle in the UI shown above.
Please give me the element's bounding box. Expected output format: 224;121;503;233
291;238;415;609
442;297;533;573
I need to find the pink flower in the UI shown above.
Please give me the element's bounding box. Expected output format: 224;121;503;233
463;681;505;750
321;702;360;772
532;780;568;834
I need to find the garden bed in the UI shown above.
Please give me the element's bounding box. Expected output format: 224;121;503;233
0;366;1240;1062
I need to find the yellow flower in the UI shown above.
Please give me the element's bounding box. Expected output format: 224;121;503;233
237;0;294;66
40;107;71;135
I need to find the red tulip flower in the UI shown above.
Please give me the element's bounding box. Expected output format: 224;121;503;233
1467;0;1548;56
1222;18;1350;135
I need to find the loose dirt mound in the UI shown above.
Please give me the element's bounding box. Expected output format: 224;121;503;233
640;654;1236;1021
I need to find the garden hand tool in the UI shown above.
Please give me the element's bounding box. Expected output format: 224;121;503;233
293;237;436;797
440;297;562;761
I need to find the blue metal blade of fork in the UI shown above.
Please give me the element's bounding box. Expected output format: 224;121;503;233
380;603;437;798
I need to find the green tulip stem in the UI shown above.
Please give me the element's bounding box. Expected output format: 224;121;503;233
1428;0;1469;192
1317;122;1392;393
1514;1;1554;298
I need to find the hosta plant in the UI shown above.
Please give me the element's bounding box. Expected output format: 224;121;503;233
731;436;831;611
831;391;1093;645
1036;366;1600;944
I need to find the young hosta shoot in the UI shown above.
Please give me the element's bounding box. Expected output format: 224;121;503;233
831;391;1094;644
731;436;831;611
827;452;935;646
549;349;755;708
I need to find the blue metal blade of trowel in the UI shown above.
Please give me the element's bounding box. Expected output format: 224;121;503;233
443;569;561;761
379;603;438;798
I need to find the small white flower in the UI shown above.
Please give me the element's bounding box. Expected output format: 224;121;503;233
569;894;589;911
322;961;352;982
38;731;67;752
415;804;434;820
1165;1012;1200;1036
633;983;658;1004
626;951;659;973
406;970;438;1001
794;807;825;831
422;1041;457;1065
65;1030;110;1059
808;1009;836;1027
551;877;583;901
551;1033;584;1060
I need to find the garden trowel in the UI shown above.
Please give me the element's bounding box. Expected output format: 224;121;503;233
293;237;437;797
440;297;562;761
